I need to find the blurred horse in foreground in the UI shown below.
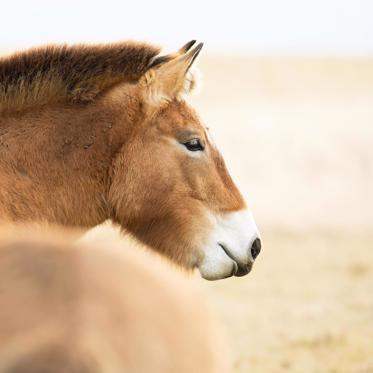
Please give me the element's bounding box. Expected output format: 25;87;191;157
0;230;230;373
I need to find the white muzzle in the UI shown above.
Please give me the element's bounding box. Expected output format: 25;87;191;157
198;209;261;280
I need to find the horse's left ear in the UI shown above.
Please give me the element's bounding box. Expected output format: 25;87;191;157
141;41;203;105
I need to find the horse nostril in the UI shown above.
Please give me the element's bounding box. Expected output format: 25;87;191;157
250;238;261;260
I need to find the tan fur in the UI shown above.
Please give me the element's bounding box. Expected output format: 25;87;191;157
0;231;230;373
0;40;245;269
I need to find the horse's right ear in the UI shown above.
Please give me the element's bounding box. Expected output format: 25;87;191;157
141;41;203;106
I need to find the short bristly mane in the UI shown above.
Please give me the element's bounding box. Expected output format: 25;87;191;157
0;41;161;114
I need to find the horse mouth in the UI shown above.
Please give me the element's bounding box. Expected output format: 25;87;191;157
218;243;253;277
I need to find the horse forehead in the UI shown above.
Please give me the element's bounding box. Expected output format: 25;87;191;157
157;100;202;130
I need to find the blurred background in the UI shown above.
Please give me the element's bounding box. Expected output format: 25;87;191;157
2;1;373;372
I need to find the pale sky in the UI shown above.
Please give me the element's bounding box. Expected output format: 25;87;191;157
1;0;373;55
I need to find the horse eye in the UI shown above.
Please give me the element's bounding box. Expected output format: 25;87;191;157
183;138;204;152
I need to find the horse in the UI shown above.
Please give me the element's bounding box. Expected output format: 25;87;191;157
0;231;230;373
0;40;261;280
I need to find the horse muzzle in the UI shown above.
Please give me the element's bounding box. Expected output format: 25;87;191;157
198;209;261;281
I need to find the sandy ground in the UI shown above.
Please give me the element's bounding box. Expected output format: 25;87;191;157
202;230;373;373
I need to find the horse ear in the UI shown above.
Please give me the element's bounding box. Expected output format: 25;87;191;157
148;40;197;69
142;42;203;105
178;40;197;54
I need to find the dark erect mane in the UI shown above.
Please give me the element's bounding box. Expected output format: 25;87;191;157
0;41;161;114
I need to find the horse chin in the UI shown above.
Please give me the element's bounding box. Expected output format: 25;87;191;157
197;254;254;281
198;262;237;281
